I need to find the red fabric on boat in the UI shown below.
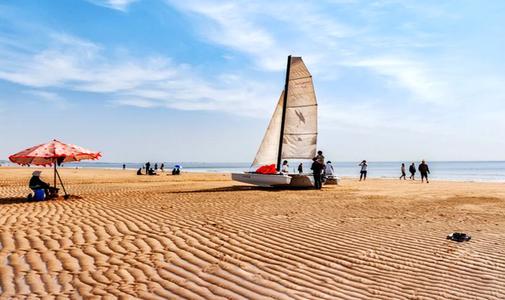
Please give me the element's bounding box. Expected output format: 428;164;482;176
255;164;277;174
9;139;101;166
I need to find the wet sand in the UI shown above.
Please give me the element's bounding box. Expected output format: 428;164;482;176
0;167;504;299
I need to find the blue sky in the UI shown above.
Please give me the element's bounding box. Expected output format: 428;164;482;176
1;0;504;162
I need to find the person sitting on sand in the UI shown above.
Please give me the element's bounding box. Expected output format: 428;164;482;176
400;163;406;180
172;165;181;175
281;160;289;173
409;163;416;180
136;168;142;175
359;160;368;181
324;161;334;177
29;171;51;199
418;160;430;183
148;168;157;175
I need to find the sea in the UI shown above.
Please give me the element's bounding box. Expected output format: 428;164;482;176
2;160;505;182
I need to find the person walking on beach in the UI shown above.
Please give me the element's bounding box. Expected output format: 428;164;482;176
419;160;430;183
409;163;416;180
160;163;165;172
359;160;368;181
298;163;303;174
311;158;324;189
400;163;406;180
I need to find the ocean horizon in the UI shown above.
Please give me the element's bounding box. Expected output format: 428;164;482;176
2;160;505;182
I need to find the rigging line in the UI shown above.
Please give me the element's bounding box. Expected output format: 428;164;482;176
290;75;312;81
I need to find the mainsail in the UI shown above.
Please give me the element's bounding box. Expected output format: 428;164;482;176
252;56;317;168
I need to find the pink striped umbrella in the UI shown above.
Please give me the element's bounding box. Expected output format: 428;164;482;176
9;139;101;197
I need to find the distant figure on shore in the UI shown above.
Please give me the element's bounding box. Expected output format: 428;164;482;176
154;163;158;170
281;160;289;173
409;163;416;180
172;165;181;175
145;162;151;172
122;164;126;170
298;163;303;174
419;160;430;183
359;160;368;181
400;163;406;180
136;168;142;175
315;150;325;165
160;163;165;172
148;168;157;176
311;158;324;189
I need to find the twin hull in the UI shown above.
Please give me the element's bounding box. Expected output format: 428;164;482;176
231;172;314;188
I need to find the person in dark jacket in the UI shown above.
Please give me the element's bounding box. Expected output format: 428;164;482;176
418;160;430;183
145;162;151;172
29;171;51;198
297;163;303;174
409;163;416;180
311;158;324;189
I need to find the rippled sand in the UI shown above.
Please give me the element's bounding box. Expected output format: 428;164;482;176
0;167;504;299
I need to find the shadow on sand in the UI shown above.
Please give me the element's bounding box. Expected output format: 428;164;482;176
0;197;36;205
0;195;82;205
165;185;315;194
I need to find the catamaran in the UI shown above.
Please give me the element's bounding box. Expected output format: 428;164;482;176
232;55;318;187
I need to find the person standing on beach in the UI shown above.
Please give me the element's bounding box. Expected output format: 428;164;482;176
298;163;303;174
311;158;324;189
409;163;416;180
315;150;325;165
419;160;430;183
160;163;164;172
145;162;151;172
122;164;126;170
359;160;368;181
400;163;406;180
154;163;158;170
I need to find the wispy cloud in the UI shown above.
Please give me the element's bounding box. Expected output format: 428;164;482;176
86;0;138;11
0;32;277;116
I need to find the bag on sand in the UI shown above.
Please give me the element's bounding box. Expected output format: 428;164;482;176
447;232;471;242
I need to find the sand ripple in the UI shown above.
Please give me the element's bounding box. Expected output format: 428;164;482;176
1;168;505;299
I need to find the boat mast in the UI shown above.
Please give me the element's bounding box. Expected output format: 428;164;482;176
277;55;292;171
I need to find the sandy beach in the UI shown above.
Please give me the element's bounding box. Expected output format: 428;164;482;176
0;167;504;299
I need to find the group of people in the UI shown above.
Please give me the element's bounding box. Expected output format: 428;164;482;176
400;161;430;183
280;150;334;189
136;162;182;176
358;160;431;183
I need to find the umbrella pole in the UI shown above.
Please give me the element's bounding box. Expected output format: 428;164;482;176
55;168;68;197
54;161;57;188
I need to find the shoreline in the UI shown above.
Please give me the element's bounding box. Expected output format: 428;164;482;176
2;165;505;184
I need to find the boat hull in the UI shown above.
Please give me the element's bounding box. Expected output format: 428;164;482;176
231;172;314;188
231;173;292;187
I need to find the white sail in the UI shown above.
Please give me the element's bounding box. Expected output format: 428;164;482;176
251;56;317;168
282;57;317;160
252;91;284;166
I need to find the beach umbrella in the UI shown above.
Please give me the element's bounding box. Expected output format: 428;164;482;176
8;139;101;197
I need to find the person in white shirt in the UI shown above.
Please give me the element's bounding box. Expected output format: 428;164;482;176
324;161;334;176
281;160;289;173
